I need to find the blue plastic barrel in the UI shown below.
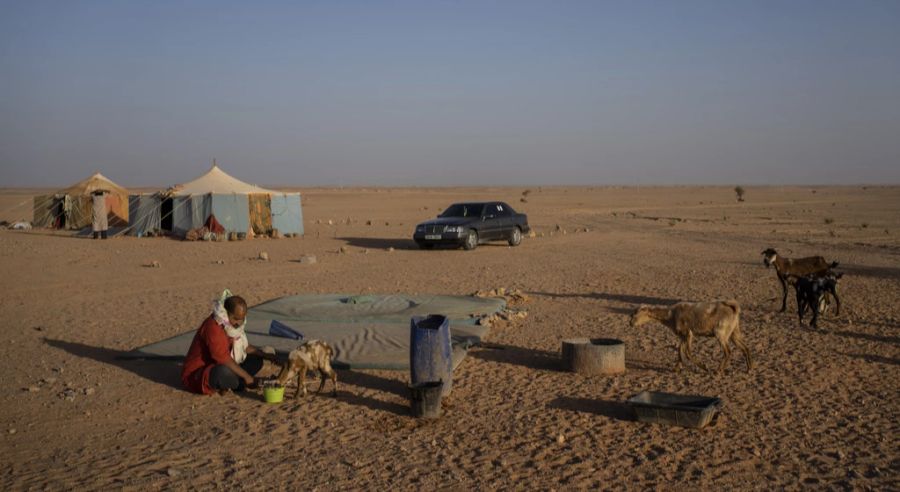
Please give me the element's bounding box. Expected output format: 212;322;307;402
410;314;452;397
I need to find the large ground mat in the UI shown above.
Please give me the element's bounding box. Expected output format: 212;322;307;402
122;294;505;370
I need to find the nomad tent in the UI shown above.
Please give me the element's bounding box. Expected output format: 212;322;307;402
33;172;129;230
128;163;303;237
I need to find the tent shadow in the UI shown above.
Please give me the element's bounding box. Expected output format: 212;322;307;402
547;396;635;422
336;237;417;250
43;338;183;390
469;344;563;371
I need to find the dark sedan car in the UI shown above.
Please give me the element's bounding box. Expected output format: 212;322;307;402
413;201;530;250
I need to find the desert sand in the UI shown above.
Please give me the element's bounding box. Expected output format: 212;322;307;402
0;185;897;490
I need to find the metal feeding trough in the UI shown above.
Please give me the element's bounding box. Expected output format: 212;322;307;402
628;391;722;429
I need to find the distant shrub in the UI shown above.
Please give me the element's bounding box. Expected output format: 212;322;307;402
824;218;834;225
829;229;836;237
861;223;869;229
734;186;745;202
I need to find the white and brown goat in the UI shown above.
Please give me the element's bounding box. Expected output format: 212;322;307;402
631;300;752;374
762;248;838;312
275;340;338;398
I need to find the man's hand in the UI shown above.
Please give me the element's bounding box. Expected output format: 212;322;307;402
244;375;256;389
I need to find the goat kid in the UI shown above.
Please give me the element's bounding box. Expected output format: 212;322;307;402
762;248;838;312
789;271;843;329
631;300;752;374
275;340;338;398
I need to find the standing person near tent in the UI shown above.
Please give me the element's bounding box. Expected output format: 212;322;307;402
91;190;108;239
181;291;277;395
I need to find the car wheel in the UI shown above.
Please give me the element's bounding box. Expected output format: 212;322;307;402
418;242;434;250
463;229;478;250
508;227;522;246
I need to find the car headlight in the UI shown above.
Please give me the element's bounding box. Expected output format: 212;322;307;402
444;226;462;233
416;225;425;233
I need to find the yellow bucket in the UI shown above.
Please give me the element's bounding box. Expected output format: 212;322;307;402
263;386;285;404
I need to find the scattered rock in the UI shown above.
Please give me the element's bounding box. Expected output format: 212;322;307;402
24;386;39;393
60;388;76;402
213;259;225;265
42;377;57;385
363;249;369;254
557;434;565;445
297;255;317;264
327;219;333;225
366;220;372;226
339;246;348;254
144;261;161;268
8;428;15;434
258;252;269;261
83;387;95;396
167;467;180;478
388;247;395;252
555;224;562;231
527;230;536;238
345;217;352;225
384;221;390;226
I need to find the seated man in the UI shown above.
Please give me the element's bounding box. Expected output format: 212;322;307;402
181;293;276;394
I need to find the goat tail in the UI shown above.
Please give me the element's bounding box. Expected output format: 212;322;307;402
722;300;741;316
326;345;335;360
830;260;839;269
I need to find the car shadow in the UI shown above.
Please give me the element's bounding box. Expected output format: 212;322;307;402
43;338;183;390
547;396;635;421
469;343;563;371
336;237;418;250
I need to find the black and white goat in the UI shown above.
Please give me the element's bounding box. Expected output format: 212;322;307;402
790;271;843;329
762;248;839;312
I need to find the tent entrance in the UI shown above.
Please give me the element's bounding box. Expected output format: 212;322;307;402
161;198;173;231
54;198;66;229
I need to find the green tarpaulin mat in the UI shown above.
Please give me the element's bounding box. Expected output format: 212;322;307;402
123;294;505;370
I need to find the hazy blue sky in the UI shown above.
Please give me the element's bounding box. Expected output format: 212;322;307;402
2;1;898;187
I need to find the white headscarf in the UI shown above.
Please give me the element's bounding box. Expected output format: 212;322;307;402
212;289;248;364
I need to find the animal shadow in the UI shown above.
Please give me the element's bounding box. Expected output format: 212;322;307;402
469;343;563;371
837;352;900;366
43;338;183;390
335;370;410;416
832;330;900;345
547;396;635;422
527;291;678;306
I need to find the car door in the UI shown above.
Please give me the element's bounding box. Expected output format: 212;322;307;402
480;202;504;240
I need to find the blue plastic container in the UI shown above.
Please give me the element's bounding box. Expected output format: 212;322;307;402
410;314;452;397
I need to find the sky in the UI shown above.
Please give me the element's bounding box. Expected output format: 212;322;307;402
1;1;899;187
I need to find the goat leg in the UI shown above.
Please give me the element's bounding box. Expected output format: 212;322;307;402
315;371;327;394
330;370;338;397
731;329;753;371
685;331;709;373
779;276;788;312
716;337;731;374
832;288;841;316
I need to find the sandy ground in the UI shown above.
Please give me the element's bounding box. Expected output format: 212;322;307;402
0;185;897;490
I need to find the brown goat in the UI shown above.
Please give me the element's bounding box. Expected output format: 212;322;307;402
631;300;752;374
275;340;338;398
762;248;838;312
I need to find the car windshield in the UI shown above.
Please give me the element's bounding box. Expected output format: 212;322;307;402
440;203;484;218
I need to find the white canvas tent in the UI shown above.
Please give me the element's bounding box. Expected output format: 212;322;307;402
128;163;303;237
